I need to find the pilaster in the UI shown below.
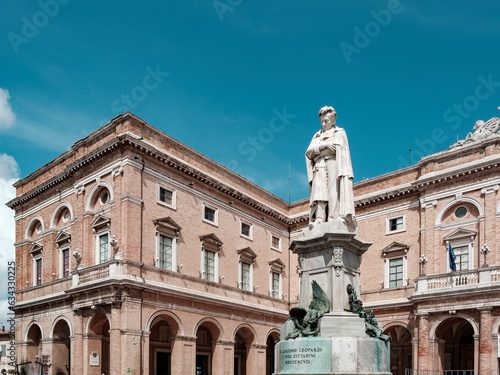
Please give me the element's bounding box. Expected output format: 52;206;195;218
479;307;492;374
417;313;429;371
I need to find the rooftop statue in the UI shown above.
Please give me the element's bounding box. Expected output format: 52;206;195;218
306;106;356;228
449;116;500;149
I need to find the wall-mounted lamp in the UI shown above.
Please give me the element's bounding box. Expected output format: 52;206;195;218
481;244;491;268
419;255;428;276
177;264;183;272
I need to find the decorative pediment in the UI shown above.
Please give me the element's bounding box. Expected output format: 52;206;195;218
237;247;257;263
91;215;111;231
30;242;43;256
269;258;286;272
381;242;409;258
154;217;182;237
55;231;71;247
443;228;477;242
200;233;223;251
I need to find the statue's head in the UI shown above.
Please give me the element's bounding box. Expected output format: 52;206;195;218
318;106;337;130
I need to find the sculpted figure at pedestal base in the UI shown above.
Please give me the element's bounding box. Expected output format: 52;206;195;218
306;106;355;227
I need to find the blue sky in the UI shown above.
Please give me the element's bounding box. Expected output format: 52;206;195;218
0;1;500;323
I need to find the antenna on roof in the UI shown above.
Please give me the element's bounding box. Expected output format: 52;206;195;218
408;148;412;167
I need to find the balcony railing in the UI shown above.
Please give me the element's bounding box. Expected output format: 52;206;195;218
72;259;122;286
415;265;500;294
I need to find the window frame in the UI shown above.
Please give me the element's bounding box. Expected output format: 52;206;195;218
386;214;406;234
448;240;474;272
388;257;404;288
270;271;281;298
59;247;71;278
97;231;110;264
202;249;217;282
240;262;252;291
156;232;177;271
384;254;407;289
157;183;176;210
202;203;219;226
268;258;285;298
33;256;43;286
237;247;256;291
239;220;253;240
200;234;222;282
270;235;282;251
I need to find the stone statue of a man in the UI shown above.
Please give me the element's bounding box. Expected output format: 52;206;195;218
305;106;355;226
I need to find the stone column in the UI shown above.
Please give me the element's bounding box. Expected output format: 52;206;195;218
479;307;492;374
212;340;234;375
170;335;196;375
417;314;429;371
109;306;122;374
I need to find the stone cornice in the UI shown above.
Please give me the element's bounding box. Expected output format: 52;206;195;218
354;154;500;208
414;154;500;189
7;132;297;224
355;184;418;207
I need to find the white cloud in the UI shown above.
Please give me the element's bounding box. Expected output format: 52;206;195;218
0;154;19;326
0;88;16;130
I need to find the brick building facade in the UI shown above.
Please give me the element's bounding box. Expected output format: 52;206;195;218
7;113;500;374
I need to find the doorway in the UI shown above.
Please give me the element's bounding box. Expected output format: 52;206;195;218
196;355;209;375
155;351;170;375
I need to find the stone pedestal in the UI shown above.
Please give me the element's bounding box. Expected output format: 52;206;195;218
275;337;390;375
275;220;390;375
289;220;370;313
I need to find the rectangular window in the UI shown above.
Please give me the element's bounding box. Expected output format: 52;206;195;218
157;185;176;209
62;248;70;277
454;245;469;271
241;262;251;291
271;235;281;250
271;272;280;298
204;251;215;281
386;216;405;233
158;234;173;270
389;258;404;287
241;222;251;237
99;233;109;263
204;206;216;223
159;186;173;205
36;258;42;286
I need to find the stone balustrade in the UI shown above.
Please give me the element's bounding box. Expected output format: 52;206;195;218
414;265;500;294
